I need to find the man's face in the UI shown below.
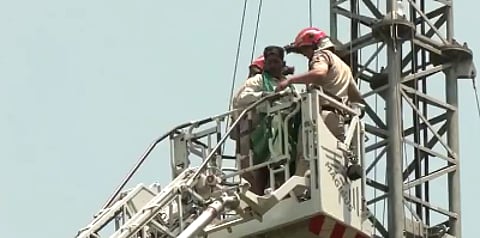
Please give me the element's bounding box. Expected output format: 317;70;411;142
299;46;315;58
263;54;284;77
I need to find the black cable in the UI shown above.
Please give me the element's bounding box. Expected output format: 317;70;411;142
222;0;249;156
250;0;263;62
227;0;249;111
472;78;480;119
309;0;313;27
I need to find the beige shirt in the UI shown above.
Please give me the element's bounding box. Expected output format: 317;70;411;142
310;50;363;104
230;73;295;135
232;73;293;110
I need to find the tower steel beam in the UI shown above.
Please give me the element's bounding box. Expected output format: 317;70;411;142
384;2;405;237
330;0;475;237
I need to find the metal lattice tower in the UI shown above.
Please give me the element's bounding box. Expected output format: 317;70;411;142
330;0;475;237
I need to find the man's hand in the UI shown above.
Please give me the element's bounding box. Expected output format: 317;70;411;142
284;44;300;54
275;79;290;92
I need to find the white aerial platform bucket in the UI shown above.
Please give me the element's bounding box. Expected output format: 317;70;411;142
205;89;373;238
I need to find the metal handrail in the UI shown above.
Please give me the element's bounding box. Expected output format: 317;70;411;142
102;91;291;209
102;87;358;210
102;109;237;209
188;91;292;183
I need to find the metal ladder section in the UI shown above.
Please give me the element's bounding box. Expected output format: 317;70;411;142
74;88;365;238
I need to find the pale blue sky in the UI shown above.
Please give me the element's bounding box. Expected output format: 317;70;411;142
1;1;478;237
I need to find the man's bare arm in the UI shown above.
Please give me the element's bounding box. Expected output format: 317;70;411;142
285;62;328;85
285;50;331;85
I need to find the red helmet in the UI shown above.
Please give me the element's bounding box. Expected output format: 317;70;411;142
249;55;265;69
293;27;328;48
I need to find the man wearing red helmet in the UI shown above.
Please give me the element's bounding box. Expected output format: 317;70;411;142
231;46;297;195
248;55;265;77
277;27;362;139
276;27;363;179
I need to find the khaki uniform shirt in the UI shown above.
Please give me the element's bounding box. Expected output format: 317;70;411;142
310;50;363;104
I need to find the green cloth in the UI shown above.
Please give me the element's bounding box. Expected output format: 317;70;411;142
249;73;301;175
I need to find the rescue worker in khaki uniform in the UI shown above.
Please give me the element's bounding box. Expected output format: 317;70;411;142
232;46;296;195
276;27;363;177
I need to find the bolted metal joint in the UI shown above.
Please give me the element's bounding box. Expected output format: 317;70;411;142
221;193;240;211
431;41;477;79
372;14;415;43
442;41;474;63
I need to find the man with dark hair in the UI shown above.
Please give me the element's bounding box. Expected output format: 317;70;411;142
231;45;296;195
233;46;289;112
248;54;295;78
